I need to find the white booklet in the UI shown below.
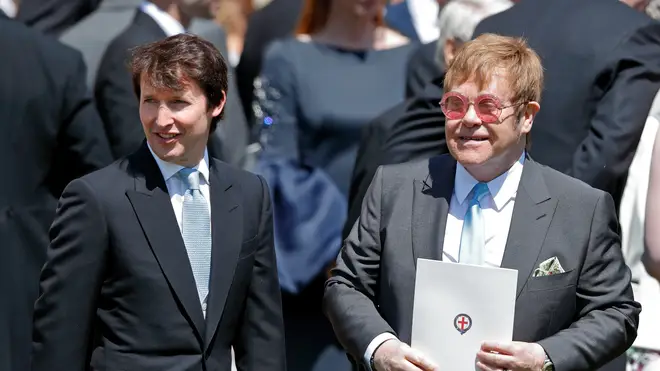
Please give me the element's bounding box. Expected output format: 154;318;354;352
411;259;518;370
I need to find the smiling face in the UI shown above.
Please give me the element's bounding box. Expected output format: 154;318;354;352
139;75;224;167
444;72;539;181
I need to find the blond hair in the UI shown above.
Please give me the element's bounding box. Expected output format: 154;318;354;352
444;33;543;105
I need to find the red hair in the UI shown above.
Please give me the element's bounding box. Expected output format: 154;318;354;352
295;0;384;35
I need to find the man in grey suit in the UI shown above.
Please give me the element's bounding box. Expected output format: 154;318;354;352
324;34;640;371
60;0;249;167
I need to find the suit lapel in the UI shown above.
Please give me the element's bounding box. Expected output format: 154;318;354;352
412;156;456;265
500;159;558;298
125;144;206;341
204;160;242;347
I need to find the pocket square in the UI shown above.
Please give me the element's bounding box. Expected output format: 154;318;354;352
533;256;565;277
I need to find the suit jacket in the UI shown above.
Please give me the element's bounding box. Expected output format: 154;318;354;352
472;0;660;209
89;6;248;166
31;143;285;371
404;41;439;99
0;13;112;371
15;0;101;35
343;74;447;240
324;154;640;371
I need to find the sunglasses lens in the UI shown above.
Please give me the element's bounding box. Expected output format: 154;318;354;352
477;98;500;123
442;96;466;119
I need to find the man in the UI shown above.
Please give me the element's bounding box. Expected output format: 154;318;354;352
93;0;249;167
0;10;112;371
469;0;660;209
31;34;285;371
344;0;513;239
324;34;639;371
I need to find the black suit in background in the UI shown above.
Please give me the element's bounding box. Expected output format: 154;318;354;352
404;41;438;99
234;0;303;132
31;143;285;371
16;0;101;35
472;0;660;209
343;75;448;240
0;12;112;371
94;10;247;165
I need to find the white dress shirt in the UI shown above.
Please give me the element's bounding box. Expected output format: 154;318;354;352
363;153;525;369
147;145;212;315
140;1;185;37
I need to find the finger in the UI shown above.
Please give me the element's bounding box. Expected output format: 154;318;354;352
477;350;516;370
481;341;515;355
404;347;440;370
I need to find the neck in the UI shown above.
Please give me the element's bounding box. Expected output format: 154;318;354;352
151;0;191;29
464;147;525;183
314;5;378;49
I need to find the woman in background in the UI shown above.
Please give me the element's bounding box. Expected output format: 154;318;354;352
253;0;414;370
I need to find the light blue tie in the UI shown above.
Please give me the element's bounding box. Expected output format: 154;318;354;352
459;182;490;265
177;168;211;308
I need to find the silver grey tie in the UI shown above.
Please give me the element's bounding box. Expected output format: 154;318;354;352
177;168;211;308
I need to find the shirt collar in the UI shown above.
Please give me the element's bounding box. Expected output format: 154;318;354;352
454;152;525;211
147;143;210;185
140;1;185;37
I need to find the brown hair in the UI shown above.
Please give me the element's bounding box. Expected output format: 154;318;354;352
444;33;543;149
295;0;385;35
129;33;228;132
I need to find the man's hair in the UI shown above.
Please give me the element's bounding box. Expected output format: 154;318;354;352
434;0;514;68
129;33;228;132
444;33;543;104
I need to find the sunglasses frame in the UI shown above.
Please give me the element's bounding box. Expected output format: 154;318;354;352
440;92;526;124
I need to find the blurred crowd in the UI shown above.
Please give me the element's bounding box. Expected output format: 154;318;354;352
3;0;660;370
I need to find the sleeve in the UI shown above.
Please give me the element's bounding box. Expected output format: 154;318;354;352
569;22;660;196
52;50;113;194
94;42;145;159
644;123;660;281
254;40;301;160
537;192;641;370
233;175;286;371
323;166;397;366
31;178;109;371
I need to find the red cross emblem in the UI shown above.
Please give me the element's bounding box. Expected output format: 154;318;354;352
454;313;472;335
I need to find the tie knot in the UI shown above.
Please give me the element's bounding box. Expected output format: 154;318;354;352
177;168;200;190
469;182;489;206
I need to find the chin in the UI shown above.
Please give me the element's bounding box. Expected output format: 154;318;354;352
451;148;493;167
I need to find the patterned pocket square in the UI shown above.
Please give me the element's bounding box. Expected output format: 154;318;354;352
533;256;565;277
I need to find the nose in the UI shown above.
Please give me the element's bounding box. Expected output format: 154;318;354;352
461;103;482;128
156;104;174;127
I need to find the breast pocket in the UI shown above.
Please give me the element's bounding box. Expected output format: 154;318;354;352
526;270;576;292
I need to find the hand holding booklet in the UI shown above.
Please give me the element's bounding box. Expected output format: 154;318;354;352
411;259;518;370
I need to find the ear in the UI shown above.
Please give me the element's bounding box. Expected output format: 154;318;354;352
520;101;540;134
210;90;227;118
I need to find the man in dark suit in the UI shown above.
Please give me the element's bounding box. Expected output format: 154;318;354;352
31;34;285;371
470;0;660;209
95;0;249;167
325;34;639;371
0;11;112;371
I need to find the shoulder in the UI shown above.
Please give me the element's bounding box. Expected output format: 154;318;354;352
263;36;304;63
378;154;450;189
530;159;606;205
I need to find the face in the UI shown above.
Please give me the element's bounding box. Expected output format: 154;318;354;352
443;73;539;180
139;76;225;167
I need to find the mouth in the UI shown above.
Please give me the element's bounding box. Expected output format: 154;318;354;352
155;133;180;140
459;136;489;142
